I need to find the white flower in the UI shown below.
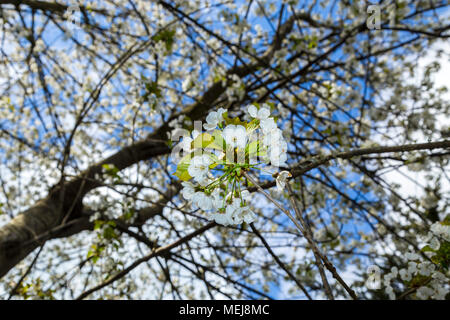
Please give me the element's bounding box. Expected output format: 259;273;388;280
262;128;284;147
217;108;226;117
211;200;237;226
182;76;194;92
226;198;241;220
432;286;449;300
196;173;212;187
277;103;289;118
188;154;213;183
180;130;200;153
405;252;420;261
390;267;398;277
270;151;287;167
431;222;450;241
263;129;288;167
237;205;257;224
213;211;233;226
248;104;270;120
418;262;435;276
416;286;434;300
377;224;387;235
181;181;196;200
240;190;251;203
222;124;247;149
432;271;446;282
212;199;241;225
407;261;418;274
192;191;213;210
385;286;395;300
211;188;223;210
399;268;412;281
314;228;327;241
276;170;292;191
203;108;226;131
429;237;440;251
384;273;394;283
225;198;257;225
260;118;277;133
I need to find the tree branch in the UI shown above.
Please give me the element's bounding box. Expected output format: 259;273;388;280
250;223;313;300
75;222;216;300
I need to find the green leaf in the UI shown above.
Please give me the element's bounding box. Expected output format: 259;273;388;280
87;244;100;262
191;131;226;151
103;226;116;240
102;164;120;181
192;132;214;149
246;140;266;157
432;241;450;269
322;127;332;135
144;80;162;98
265;101;276;110
152;29;176;52
211;130;226;150
94;220;104;230
107;221;116;227
245;119;259;133
173;153;193;181
420;245;434;253
223;114;247;127
213;74;226;84
442;215;450;226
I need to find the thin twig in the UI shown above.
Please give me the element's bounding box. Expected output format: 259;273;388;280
286;182;358;300
250;223;313;300
243;171;333;299
244;170;359;300
75;222;215;300
285;182;336;300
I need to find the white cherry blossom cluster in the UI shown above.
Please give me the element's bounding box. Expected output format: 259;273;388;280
173;103;290;226
380;221;450;300
429;221;450;243
247;104;289;167
382;256;449;300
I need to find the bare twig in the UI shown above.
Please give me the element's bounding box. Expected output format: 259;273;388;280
244;171;358;300
243;171;334;299
286;182;358;300
75;222;215;300
250;223;313;300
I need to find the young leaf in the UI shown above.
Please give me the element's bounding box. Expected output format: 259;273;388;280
246;140;266;157
192;132;214;149
173;154;193;181
246;119;260;133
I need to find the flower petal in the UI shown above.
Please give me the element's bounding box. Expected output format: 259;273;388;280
248;105;258;118
258;107;270;119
